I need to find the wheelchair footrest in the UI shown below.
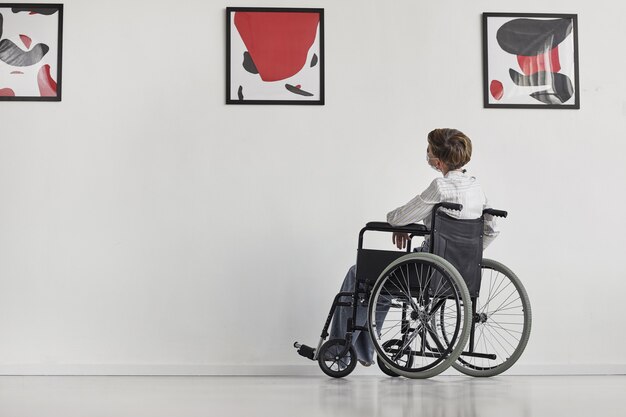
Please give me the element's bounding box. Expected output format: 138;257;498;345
294;342;316;360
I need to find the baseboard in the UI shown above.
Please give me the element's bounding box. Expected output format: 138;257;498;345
0;363;625;376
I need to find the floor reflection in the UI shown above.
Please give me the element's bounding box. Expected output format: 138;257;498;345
0;375;623;417
319;377;531;417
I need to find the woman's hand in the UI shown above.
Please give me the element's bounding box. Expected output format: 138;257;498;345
392;232;410;250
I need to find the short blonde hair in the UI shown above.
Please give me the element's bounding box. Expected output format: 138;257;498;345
427;128;472;170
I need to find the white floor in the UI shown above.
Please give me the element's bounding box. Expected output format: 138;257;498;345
0;375;624;417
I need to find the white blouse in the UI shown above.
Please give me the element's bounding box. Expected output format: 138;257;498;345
386;170;499;249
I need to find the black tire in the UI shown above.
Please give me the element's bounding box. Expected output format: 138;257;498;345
433;259;532;377
377;339;414;377
377;357;399;377
452;259;531;376
317;339;357;378
368;253;471;379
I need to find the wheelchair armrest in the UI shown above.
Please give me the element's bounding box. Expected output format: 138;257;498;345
483;208;508;218
364;222;429;234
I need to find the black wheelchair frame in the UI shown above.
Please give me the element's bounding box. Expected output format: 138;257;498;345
294;203;530;378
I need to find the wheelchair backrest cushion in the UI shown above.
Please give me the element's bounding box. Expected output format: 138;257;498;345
432;211;483;297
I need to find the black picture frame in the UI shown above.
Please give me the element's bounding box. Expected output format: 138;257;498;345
226;7;324;105
482;12;579;109
0;3;63;101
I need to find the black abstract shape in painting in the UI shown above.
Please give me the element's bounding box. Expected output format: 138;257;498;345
509;69;547;86
310;53;318;68
238;85;244;100
242;51;258;74
0;13;3;39
509;69;574;104
285;84;313;97
529;91;567;106
0;39;49;66
12;7;58;15
497;18;573;56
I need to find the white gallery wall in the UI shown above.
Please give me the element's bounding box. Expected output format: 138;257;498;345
1;0;625;375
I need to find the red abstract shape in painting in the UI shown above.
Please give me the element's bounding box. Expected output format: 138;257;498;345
0;88;16;96
20;35;33;49
490;80;504;100
234;12;319;82
517;46;561;75
37;64;57;96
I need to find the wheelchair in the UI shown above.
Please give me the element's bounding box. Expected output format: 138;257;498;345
294;203;531;378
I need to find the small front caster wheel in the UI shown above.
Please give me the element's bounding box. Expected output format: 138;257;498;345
318;339;357;378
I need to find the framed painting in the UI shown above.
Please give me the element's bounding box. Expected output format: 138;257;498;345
226;7;324;105
0;3;63;101
483;13;579;109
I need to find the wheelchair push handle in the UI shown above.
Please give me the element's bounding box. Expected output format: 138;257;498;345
483;208;508;218
435;202;508;218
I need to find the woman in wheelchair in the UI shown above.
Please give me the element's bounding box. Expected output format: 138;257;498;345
294;128;531;379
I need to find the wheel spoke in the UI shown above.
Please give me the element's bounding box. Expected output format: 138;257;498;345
370;257;479;375
452;261;530;375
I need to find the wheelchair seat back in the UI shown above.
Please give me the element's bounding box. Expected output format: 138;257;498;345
431;210;483;297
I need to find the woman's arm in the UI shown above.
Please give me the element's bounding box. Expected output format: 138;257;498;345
387;180;441;249
386;179;441;226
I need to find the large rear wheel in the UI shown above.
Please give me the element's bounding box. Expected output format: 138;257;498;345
436;259;532;377
368;253;471;379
